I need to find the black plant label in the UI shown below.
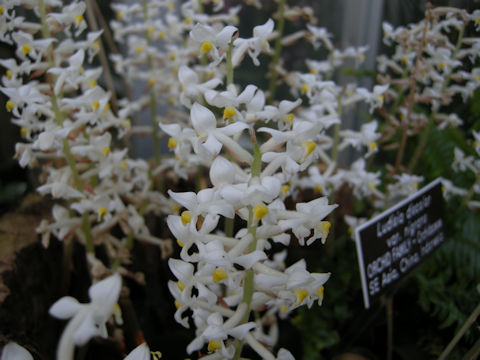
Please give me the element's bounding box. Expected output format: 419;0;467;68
355;178;445;309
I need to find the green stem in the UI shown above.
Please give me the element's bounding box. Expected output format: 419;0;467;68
267;0;286;104
251;143;262;177
227;40;234;87
438;302;480;360
233;207;258;360
330;93;343;166
142;0;160;167
62;139;84;192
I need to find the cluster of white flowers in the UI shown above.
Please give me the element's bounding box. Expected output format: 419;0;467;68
1;0;172;280
2;0;480;359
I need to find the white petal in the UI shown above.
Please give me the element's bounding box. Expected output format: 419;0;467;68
219;122;248;136
168;190;198;210
254;19;274;38
228;322;256;339
88;273;122;308
215;26;238;49
72;315;105;346
191;102;216;132
124;343;151;360
203;134;223;156
210;156;235;187
168;258;194;281
179;65;198;85
1;342;33;360
233;250;267;269
277;348;296;360
49;296;82;320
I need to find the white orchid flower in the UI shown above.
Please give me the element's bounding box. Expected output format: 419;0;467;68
49;273;122;360
232;19;275;67
186;304;256;355
190;23;238;65
339;120;381;157
190;102;251;162
178;65;222;108
277;197;337;246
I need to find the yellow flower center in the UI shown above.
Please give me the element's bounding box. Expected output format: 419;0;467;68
253;204;269;220
135;46;144;54
151;351;162;360
75;15;84;25
176;238;184;247
120;160;128;169
174;299;182;309
168;137;178;150
301;84;309;94
281;184;290;195
91;101;100;111
368;142;377;152
207;339;222;352
116;11;124;20
20;127;27;136
89;80;97;88
439;61;446;69
295;288;309;304
201;41;214;54
158;31;165;40
317;221;331;239
147;27;155;35
369;182;377;190
223;107;236;119
314;184;323;193
97;207;108;221
177;281;185;291
6;100;15;111
413;183;418;190
0;6;4;14
169;53;176;61
184;17;191;24
6;69;12;79
316;286;324;298
148;78;156;86
309;68;317;74
284;113;294;125
21;44;31;56
181;210;192;224
302;140;316;156
101;147;111;156
213;268;227;282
